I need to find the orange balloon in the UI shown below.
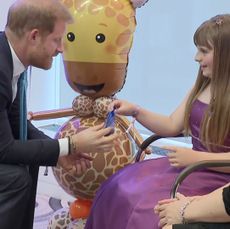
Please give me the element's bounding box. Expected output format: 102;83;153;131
69;199;93;219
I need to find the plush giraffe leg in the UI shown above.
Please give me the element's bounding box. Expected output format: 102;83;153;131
48;207;87;229
67;218;87;229
48;207;71;229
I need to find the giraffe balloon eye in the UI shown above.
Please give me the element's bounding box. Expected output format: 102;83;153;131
95;33;106;43
67;32;75;42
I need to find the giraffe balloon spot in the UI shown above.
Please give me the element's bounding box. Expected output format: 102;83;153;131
117;14;130;26
111;0;124;10
116;29;132;46
105;7;116;17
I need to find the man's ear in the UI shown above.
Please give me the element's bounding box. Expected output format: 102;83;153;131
28;29;40;44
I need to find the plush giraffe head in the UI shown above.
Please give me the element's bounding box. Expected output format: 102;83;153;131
61;0;147;98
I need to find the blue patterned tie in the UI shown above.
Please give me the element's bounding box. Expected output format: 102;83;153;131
18;71;38;228
19;71;27;141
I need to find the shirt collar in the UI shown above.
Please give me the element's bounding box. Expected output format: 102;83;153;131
8;40;26;77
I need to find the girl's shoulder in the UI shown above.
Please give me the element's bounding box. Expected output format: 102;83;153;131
196;85;211;104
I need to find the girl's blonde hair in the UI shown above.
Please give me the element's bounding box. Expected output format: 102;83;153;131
184;14;230;151
6;0;73;38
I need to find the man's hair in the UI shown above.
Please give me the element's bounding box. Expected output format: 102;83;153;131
6;0;73;38
184;14;230;151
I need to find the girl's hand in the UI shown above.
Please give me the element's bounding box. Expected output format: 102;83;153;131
109;99;138;116
162;146;201;168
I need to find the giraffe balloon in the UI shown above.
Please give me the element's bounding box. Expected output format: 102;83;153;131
30;0;148;228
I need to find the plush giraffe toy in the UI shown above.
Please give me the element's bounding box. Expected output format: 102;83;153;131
30;0;148;228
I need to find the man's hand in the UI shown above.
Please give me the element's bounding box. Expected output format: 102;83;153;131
58;153;93;176
70;123;119;154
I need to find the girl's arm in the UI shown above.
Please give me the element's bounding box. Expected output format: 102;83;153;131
165;146;230;173
196;151;230;173
135;91;191;136
110;89;192;136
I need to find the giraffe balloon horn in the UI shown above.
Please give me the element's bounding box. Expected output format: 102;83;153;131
130;0;149;8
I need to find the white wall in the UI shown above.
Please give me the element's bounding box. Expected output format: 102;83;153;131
2;0;230;132
0;0;15;29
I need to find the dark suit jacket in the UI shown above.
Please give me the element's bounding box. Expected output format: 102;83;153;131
0;31;59;166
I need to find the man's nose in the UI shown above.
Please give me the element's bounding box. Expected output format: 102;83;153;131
57;42;64;54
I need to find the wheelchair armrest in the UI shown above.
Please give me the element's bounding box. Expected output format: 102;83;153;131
170;160;230;198
135;133;184;162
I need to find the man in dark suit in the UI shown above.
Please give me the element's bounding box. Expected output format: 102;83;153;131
0;0;118;229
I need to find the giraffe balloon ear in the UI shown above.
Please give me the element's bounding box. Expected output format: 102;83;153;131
130;0;149;8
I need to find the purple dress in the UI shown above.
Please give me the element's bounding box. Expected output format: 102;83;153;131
85;100;230;229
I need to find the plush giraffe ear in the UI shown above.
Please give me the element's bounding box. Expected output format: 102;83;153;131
130;0;149;8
